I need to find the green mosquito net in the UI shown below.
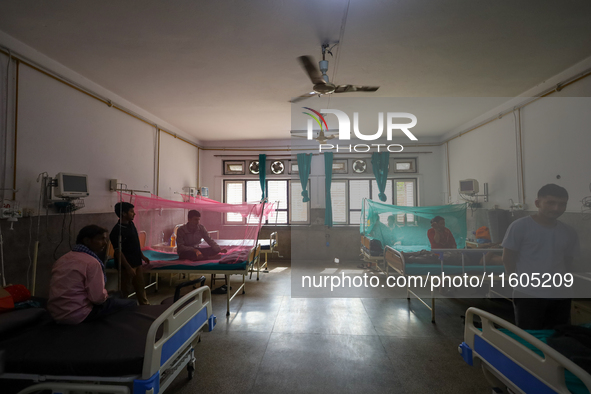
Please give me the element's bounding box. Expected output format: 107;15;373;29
360;200;467;252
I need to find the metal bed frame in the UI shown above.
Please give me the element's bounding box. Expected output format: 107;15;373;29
146;245;261;316
384;245;504;323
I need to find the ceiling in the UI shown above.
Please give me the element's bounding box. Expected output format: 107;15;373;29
1;0;590;142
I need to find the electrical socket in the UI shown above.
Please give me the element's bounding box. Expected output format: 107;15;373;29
22;208;35;217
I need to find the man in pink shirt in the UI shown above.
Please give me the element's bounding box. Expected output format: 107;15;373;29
48;225;136;324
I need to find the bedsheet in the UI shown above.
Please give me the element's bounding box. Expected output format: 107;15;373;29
495;328;588;394
143;249;250;270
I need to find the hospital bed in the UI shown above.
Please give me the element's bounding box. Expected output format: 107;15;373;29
191;238;271;281
384;245;505;322
460;307;591;394
142;244;261;316
256;232;280;279
360;235;385;266
0;286;216;394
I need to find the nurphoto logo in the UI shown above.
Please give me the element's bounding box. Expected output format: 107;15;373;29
302;107;418;152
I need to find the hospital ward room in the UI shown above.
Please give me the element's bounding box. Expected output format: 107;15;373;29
2;2;591;394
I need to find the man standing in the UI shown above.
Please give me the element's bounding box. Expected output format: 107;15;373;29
176;210;227;260
502;184;580;329
110;202;150;305
48;225;136;324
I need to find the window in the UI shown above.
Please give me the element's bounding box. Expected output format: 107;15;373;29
224;179;310;224
392;158;417;173
223;161;245;175
332;178;417;225
331;181;348;224
395;180;417;223
290;181;309;224
225;181;245;222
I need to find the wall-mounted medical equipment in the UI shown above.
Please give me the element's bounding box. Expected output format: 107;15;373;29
53;172;89;198
459;179;488;204
200;187;209;198
459;179;479;195
182;187;198;197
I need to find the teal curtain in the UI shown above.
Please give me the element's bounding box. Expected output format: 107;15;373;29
324;152;333;227
371;152;390;202
259;154;267;200
296;153;312;202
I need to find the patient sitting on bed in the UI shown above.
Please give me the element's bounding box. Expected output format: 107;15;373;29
427;216;457;249
176;210;228;261
48;225;136;324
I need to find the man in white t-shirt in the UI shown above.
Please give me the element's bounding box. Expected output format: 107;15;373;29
502;184;580;329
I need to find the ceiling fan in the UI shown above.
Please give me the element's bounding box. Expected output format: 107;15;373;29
291;44;380;103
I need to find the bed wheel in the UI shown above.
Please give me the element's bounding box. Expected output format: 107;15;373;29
187;363;195;379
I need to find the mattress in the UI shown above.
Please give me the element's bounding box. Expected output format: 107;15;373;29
0;305;168;377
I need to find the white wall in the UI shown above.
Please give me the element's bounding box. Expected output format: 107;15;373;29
447;87;591;213
16;65;156;212
0;34;200;213
158;132;198;201
448;115;519;208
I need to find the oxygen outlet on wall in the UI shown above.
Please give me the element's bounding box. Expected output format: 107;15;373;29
509;199;525;215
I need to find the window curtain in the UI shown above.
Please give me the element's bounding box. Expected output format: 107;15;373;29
371;152;390;202
324;152;333;227
296;153;312;202
259;154;267;200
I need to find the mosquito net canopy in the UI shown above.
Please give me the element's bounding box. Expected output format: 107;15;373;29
117;193;275;257
360;199;467;252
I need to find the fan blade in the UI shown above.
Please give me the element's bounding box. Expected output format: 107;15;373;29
334;85;380;93
290;92;317;103
298;56;325;85
325;134;337;140
291;135;307;139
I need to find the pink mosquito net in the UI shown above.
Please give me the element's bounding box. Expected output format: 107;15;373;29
117;192;274;263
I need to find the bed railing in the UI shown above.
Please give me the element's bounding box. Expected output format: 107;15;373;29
142;286;213;382
462;307;591;393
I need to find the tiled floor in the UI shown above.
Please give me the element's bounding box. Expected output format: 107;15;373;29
157;260;515;394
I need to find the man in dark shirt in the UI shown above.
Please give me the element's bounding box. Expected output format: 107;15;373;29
109;202;150;305
176;210;227;261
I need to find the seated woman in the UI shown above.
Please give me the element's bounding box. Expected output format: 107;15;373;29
427;216;457;249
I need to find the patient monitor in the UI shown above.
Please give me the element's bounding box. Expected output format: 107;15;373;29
54;172;89;198
459;179;479;195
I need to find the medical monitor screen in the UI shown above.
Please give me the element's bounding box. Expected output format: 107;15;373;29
62;175;87;193
459;180;478;194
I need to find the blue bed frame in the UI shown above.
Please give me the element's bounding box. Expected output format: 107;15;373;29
460;307;591;394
